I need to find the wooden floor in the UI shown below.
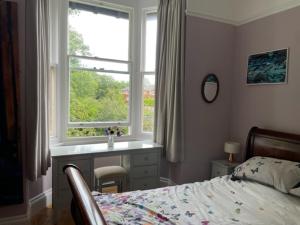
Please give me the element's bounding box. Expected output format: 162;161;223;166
26;206;74;225
11;182;170;225
17;186;119;225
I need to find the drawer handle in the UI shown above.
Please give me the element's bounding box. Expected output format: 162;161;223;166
144;157;149;161
143;184;147;187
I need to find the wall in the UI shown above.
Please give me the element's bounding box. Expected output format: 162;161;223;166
233;0;300;24
168;16;235;184
28;170;52;199
186;0;235;23
230;6;300;158
187;0;300;25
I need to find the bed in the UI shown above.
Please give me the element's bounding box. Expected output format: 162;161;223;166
63;127;300;225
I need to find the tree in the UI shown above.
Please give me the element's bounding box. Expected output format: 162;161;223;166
68;8;91;67
67;11;130;137
69;27;91;67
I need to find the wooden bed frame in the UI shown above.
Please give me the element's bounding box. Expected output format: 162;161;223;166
63;127;300;225
246;127;300;162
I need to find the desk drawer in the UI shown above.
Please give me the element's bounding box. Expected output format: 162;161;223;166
132;177;157;190
58;159;90;174
132;152;158;166
131;165;158;178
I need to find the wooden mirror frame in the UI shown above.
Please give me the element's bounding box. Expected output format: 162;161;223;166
201;73;219;103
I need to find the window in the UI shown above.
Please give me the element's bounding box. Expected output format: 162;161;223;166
49;65;57;138
53;0;157;143
67;2;132;137
141;12;157;133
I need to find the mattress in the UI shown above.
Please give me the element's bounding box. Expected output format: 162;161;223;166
94;176;300;225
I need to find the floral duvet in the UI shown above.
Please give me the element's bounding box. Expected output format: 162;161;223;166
94;176;300;225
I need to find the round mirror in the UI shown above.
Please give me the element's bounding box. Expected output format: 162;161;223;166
201;74;219;103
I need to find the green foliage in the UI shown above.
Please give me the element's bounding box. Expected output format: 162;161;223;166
67;127;129;137
69;27;91;67
67;10;155;137
70;70;129;123
69;27;90;56
144;97;154;107
68;8;90;67
143;105;155;132
67;128;99;137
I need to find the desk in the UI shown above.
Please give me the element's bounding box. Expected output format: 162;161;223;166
51;141;162;223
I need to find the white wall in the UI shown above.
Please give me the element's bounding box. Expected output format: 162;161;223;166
187;0;300;25
233;0;300;24
186;0;235;24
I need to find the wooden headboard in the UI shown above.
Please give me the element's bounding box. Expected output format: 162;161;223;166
246;127;300;162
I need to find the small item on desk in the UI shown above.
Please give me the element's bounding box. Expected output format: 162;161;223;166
224;141;240;163
105;126;123;147
108;135;114;147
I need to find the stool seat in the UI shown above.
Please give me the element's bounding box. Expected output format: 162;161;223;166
94;166;128;193
94;166;127;179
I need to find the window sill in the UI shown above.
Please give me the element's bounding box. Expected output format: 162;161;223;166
50;134;153;147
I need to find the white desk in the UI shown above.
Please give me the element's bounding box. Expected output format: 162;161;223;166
51;141;162;223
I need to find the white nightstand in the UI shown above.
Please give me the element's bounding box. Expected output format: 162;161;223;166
211;160;240;178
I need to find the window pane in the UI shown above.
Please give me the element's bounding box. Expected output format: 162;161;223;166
145;13;157;72
67;127;129;137
69;69;130;123
69;57;129;73
68;2;129;60
142;74;155;132
49;66;56;137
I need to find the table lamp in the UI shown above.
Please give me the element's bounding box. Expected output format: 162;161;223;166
224;141;240;163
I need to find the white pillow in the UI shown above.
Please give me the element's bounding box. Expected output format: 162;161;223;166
233;156;300;193
289;188;300;197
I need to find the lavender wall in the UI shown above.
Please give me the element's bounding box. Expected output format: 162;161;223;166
28;169;52;199
230;6;300;158
168;16;235;184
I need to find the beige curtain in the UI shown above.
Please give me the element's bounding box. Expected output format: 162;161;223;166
25;0;51;181
154;0;186;163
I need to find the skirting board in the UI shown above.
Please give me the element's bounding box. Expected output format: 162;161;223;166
28;188;52;217
0;188;52;225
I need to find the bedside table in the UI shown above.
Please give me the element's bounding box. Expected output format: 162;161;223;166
211;160;240;178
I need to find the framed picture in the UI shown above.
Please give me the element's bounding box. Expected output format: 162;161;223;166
247;48;289;85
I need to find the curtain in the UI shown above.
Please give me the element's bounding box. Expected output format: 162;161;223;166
25;0;51;181
154;0;186;163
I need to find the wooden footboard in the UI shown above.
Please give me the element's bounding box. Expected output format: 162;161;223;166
63;164;107;225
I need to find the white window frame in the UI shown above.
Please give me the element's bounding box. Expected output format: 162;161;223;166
139;7;157;139
53;0;157;145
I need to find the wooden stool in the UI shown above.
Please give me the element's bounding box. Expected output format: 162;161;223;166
94;166;127;193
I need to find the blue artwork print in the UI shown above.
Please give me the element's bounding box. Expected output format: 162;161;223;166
247;49;288;84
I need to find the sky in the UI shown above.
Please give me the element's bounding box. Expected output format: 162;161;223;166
69;9;157;86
